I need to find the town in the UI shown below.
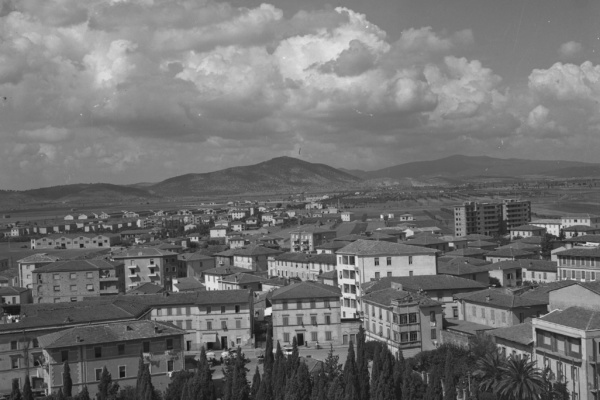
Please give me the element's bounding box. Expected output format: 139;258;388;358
0;192;597;400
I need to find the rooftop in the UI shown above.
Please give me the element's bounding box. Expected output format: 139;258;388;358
177;252;215;262
538;307;600;330
488;322;533;346
484;248;535;258
337;239;438;256
17;253;61;264
362;287;441;308
271;281;341;301
202;266;253;276
233;245;283;257
555;248;600;258
455;288;548;308
444;248;488;257
510;225;546;231
362;275;487;294
33;259;117;273
113;247;177;258
173;278;205;291
127;282;165;295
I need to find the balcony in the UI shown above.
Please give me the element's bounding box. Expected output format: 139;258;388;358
99;275;118;281
127;265;137;270
127;273;139;279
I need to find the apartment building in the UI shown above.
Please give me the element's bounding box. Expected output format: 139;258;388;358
17;254;61;289
38;321;185;397
454;199;531;237
561;214;600;229
336;240;438;319
271;282;342;347
31;234;121;250
113;248;179;291
232;245;282;272
177;252;215;281
531;219;562;237
362;288;443;358
290;226;336;253
509;224;546;239
555;248;600;282
33;260;125;303
268;253;337;281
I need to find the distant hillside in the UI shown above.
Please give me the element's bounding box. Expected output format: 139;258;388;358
17;184;156;202
358;155;596;180
150;156;362;196
543;165;600;178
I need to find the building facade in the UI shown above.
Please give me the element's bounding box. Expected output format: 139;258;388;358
113;248;179;291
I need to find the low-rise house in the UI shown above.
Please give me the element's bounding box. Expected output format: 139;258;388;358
228;236;249;249
31;234;121;250
219;273;264;291
562;225;600;239
561;214;600;229
18;254;61;289
33;260;125;303
362;287;443;358
232;245;282;272
509;224;546;239
231;221;246;232
520;260;558;283
209;226;228;239
488;321;533;360
437;257;491;284
172;277;205;292
214;249;236;267
268;253;336;281
405;236;450;253
443;248;488;259
482;260;524;287
38;321;185;397
126;282;165;295
341;212;355;222
555;247;600;282
202;266;253;291
530;219;562;237
271;282;342;347
177;252;216;281
467;240;498;251
485;248;536;263
0;287;31;306
455;288;548;328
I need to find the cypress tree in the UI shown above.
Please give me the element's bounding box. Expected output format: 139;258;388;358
250;366;261;400
424;368;443;400
442;351;456;400
327;376;345;400
393;352;405;399
77;386;91;400
63;361;73;397
323;344;341;384
221;353;236;400
271;342;286;400
310;369;328;400
22;376;33;400
9;379;21;400
136;364;154;400
342;341;359;400
355;326;369;400
57;388;66;400
257;328;274;400
374;346;396;400
285;361;312;400
231;348;249;400
98;367;112;400
196;347;216;400
163;371;193;400
286;337;300;378
370;345;381;400
136;353;146;400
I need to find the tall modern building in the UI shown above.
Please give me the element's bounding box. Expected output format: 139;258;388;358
454;199;531;237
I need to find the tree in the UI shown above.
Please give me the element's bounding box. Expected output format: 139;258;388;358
257;327;274;400
356;326;370;400
285;361;312;400
286;337;300;378
163;371;193;400
495;356;545;400
373;345;396;400
311;369;328;400
423;367;443;400
63;361;73;397
442;351;456;400
393;352;405;400
98;366;120;400
271;342;287;400
342;341;359;400
540;233;554;260
473;352;504;394
136;364;154;400
251;367;261;400
76;386;91;400
22;376;33;400
9;379;22;400
323;344;342;384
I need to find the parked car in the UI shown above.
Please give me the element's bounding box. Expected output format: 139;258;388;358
273;345;294;356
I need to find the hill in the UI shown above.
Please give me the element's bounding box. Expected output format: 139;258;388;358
150;156;362;196
357;155;596;180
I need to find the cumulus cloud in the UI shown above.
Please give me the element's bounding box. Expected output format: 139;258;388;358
558;41;583;60
18;126;73;142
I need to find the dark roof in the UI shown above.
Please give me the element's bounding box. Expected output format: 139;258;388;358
334;234;373;242
555;248;600;257
362;275;486;294
127;283;165;295
202;266;252;276
315;241;352;250
271;281;341;300
362;288;441;308
33;259;116;273
406;236;448;246
173;278;205;291
437;261;489;276
445;319;495;335
455;288;548;308
221;272;265;284
539;307;600;330
563;225;600;232
517;260;557;272
444;248;488;257
467;240;498;248
463;234;495;241
113;247;177;258
337;239;438;256
485;248;535;258
177;252;214;262
519;280;578;302
17;254;61;264
564;234;600;244
38;320;185;349
497;242;540;251
515;236;544;245
233;245;282;256
489;322;533;345
438;256;491;267
318;270;337;279
0;286;29;295
510;225;546;231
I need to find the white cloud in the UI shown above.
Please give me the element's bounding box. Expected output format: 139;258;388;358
18;126;73;142
558;41;583;60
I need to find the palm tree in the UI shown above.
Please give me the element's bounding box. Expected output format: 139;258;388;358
495;356;545;400
473;352;504;394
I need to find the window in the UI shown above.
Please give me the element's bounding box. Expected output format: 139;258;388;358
283;316;289;326
119;366;126;378
400;332;408;343
502;312;506;323
297;300;302;309
375;272;380;280
87;284;94;291
399;314;408;324
480;308;485;318
431;329;437;340
95;347;102;358
207;321;213;330
283;333;290;343
61;350;69;362
386;257;392;266
166;339;173;350
325;331;332;341
311;332;318;342
283;301;288;310
118;344;125;355
235;320;241;329
311;315;317;325
143;341;150;353
185;320;192;330
54;274;60;280
374;258;380;266
409;256;413;265
408;313;417;323
54;286;60;292
409;332;418;342
325;315;331;325
94;368;103;381
453;307;458;318
70;273;76;279
32;339;39;348
10;341;17;350
70;285;77;292
310;300;316;309
221;306;226;313
221;321;227;330
235;305;240;313
297;316;304;325
86;272;93;279
167;360;174;372
207;306;212;314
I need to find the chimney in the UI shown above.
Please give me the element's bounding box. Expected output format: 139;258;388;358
486;295;491;302
76;335;81;343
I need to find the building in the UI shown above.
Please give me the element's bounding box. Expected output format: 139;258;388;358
520;260;558;283
362;275;486;319
453;200;531;237
0;287;31;307
437;257;491;284
563;225;600;239
37;320;185;397
555;248;600;282
31;234;121;250
484;248;536;264
561;214;600;229
112;248;179;291
202;266;253;291
488;322;534;360
209;227;228;239
18;254;61;289
481;260;525;287
271;282;342;347
268;253;337;281
219;273;264;291
33;260;125;303
290;226;337;253
509;224;546;239
530;219;562;237
405;236;450;253
362;287;443;358
232;245;282;272
455;288;548;328
177;252;216;281
336;240;438;319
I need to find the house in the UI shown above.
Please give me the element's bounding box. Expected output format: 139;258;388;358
18;254;61;289
261;214;275;224
290;226;337;253
336;239;438;319
561;214;600;229
33;260;125;303
562;225;600;239
437;257;491;285
232;245;282;272
481;260;524;287
31;234;121;250
362;275;487;320
202;266;252;291
530;219;562;237
172;277;205;292
268;253;337;281
227;236;248;249
177;252;216;281
0;287;31;307
230;221;246;232
315;241;351;254
484;248;536;263
214;249;236;267
509;224;546;239
555;247;600;282
405;236;450;253
467;240;498;251
271;282;342;347
37;321;185;397
362;287;443;358
341;212;355;222
488;322;534;360
112;248;179;291
219;273;264;291
520;260;558;283
455;288;548;328
126;282;165;295
443;248;488;259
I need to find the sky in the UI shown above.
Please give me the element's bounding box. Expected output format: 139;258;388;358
1;0;600;189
